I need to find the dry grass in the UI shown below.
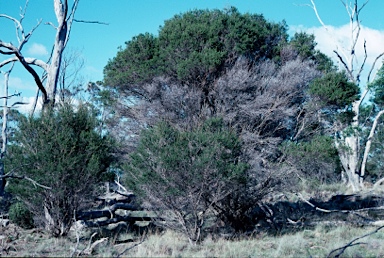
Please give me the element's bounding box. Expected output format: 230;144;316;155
120;224;384;257
1;222;384;257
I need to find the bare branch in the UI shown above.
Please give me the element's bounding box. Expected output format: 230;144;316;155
45;21;57;29
0;14;24;43
0;56;48;70
0;174;52;190
309;0;329;29
327;225;384;258
297;193;332;213
360;110;384;181
356;40;368;84
73;19;109;25
349;2;361;62
309;0;349;66
20;18;42;51
367;52;384;84
333;50;355;81
358;0;370;14
13;51;48;104
64;0;80;47
67;0;80;21
0;92;21;99
116;232;147;258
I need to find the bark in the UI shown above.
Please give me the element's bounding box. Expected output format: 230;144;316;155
336;101;361;192
45;0;69;106
82;215;154;228
360;110;384;184
0;63;14;196
76;203;137;221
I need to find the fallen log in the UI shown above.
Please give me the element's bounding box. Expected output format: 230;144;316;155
76;203;137;221
252;194;384;233
83;215;156;227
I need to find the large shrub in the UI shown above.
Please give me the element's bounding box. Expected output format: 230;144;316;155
6;103;115;236
125;118;251;243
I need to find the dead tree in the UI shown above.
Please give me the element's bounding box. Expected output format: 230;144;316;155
308;0;384;192
0;0;84;109
0;63;27;196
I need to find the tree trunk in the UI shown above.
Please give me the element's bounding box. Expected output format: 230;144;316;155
0;64;12;196
338;135;360;192
336;102;361;192
44;0;69;106
360;110;384;186
0;161;5;197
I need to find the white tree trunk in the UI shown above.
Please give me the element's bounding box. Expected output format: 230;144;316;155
45;0;69;105
336;102;361;192
310;0;384;192
360;110;384;185
0;0;77;109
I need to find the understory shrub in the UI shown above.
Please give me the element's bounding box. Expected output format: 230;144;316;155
6;103;116;236
125;118;252;243
9;201;34;229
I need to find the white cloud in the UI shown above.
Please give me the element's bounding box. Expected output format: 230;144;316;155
290;24;384;81
12;96;42;114
9;96;82;115
26;43;49;57
7;76;35;91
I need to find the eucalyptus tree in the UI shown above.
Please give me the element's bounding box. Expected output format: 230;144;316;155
308;0;384;191
0;0;84;108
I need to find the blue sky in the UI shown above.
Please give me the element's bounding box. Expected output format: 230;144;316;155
1;0;384;110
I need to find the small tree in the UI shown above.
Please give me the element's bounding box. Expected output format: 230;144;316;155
6;103;115;236
125;118;250;244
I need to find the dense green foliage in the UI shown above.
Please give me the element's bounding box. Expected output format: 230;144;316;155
104;7;288;91
126;118;247;189
365;122;384;182
6;104;115;236
309;71;360;107
281;136;341;185
289;32;335;72
125;118;250;242
363;64;384;181
103;33;160;91
371;63;384;106
8;202;34;229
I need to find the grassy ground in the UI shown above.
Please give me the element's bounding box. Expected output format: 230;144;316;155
124;225;384;257
1;221;384;257
2;185;384;257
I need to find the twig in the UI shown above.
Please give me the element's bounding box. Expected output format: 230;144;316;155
296;193;332;213
327;225;384;258
73;19;109;25
115;230;147;258
296;193;384;216
0;92;21;99
78;232;107;256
